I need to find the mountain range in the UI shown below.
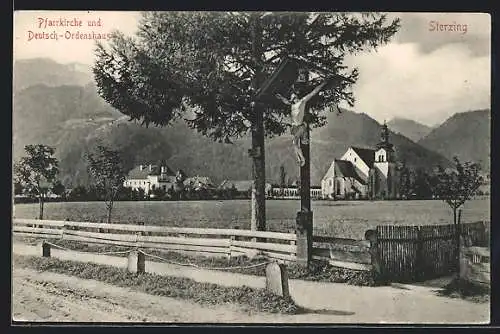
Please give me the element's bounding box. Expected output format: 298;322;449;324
13;58;93;92
13;58;488;187
418;109;491;172
387;117;434;142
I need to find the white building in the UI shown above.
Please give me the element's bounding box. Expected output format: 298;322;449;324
123;163;176;195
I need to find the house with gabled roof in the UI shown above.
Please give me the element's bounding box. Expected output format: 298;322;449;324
321;122;400;200
123;162;177;195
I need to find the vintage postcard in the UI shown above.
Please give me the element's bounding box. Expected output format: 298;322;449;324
12;11;491;324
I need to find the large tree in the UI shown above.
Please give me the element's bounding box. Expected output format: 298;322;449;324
13;144;59;219
93;12;400;230
86;145;127;224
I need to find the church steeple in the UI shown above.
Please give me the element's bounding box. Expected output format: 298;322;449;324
376;120;394;152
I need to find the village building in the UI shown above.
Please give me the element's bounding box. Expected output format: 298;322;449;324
321;122;400;200
123;163;177;195
219;180;274;197
184;176;215;191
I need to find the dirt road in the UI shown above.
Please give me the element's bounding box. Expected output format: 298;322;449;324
12;243;490;324
12;267;274;323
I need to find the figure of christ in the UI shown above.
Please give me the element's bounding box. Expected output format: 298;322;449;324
276;79;329;166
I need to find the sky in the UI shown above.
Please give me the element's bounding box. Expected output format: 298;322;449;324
13;11;491;126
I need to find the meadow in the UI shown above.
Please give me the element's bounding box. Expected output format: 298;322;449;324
13;199;490;239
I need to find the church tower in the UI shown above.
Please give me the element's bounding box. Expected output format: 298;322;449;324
372;121;399;199
375;121;394;162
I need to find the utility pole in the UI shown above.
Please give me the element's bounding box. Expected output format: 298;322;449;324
249;13;266;232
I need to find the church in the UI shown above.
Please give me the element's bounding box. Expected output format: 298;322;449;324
321;122;400;200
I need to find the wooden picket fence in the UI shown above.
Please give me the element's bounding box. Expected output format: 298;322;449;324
375;221;490;282
12;219;298;262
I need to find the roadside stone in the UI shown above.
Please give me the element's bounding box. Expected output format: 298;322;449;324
127;251;145;274
265;262;290;298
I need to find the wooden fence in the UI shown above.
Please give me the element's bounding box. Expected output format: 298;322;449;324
12;219;297;262
375;221;490;282
12;218;490;283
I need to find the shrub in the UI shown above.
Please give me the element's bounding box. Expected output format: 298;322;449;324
438;277;490;303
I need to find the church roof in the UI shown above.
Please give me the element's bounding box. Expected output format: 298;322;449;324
334;160;368;185
376;141;395;151
351;147;375;167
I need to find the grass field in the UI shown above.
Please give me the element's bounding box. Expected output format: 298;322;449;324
13;199;490;239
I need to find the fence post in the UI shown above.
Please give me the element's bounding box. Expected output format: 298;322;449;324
289;229;296;258
233;226;240;241
295;211;312;267
229;225;238;259
458;235;469;280
229;226;244;259
415;226;424;281
484;221;490;247
40;241;51;258
138;221;145;236
365;229;381;282
127;250;145;273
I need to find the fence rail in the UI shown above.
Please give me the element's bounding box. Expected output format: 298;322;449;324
13;219;297;261
14;219;296;240
311;235;373;271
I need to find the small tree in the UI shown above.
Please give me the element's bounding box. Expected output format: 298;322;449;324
151;186;167;199
69;185;88;201
432;157;483;225
13;181;23;196
116;186;133;201
397;161;411;199
86;145;126;224
431;157;483;275
166;186;175;200
13;144;59;219
413;168;433;199
52;180;66;199
174;169;187;200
